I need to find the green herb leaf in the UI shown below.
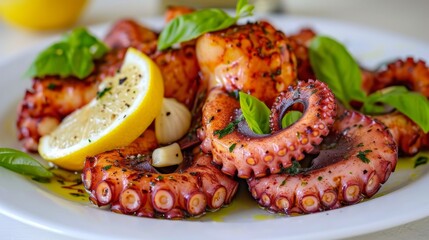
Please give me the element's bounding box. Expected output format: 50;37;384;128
63;28;109;59
309;36;366;108
414;156;428;168
96;87;112;99
239;92;271;134
356;150;372;163
213;116;243;139
283;161;301;176
157;0;254;50
0;148;53;178
26;28;108;79
281;110;302;128
102;165;112;171
236;0;255;18
362;86;429;133
229;143;237;152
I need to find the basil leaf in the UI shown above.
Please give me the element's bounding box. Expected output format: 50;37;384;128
26;28;108;79
157;0;254;50
0;148;53;178
236;0;255;18
67;47;94;79
362;86;429;133
158;9;235;51
309;36;366;108
63;28;109;59
281;110;303;128
239;92;271;134
25;42;72;78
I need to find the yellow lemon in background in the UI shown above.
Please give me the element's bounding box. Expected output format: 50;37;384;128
0;0;88;30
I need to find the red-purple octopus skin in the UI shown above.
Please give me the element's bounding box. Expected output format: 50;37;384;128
247;111;398;214
361;57;429;155
82;130;238;219
199;80;336;179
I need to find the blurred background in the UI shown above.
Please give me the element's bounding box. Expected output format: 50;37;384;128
0;0;428;61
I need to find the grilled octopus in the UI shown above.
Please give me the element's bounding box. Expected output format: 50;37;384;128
83;130;238;219
16;7;424;218
196;21;397;214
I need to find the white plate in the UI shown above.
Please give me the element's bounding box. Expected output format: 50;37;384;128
1;15;429;240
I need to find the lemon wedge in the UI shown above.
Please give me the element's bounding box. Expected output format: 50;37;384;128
38;48;164;170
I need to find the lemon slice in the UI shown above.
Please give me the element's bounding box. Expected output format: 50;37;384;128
38;48;164;170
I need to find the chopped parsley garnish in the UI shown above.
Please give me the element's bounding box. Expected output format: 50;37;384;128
97;87;112;99
47;83;57;90
156;175;164;181
356;150;372;163
102;165;112;171
414;156;428;168
280;179;286;186
283;161;301;175
214;115;243;139
32;176;51;183
229;143;237;152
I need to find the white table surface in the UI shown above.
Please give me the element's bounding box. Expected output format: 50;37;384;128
1;0;428;239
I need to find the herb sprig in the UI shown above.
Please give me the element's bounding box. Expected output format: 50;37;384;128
239;92;271;134
26;28;108;79
157;0;254;50
309;36;429;133
0;148;53;178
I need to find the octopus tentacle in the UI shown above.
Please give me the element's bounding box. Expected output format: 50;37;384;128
360;58;429;154
200;80;336;178
247;111;398;214
288;28;317;81
374;112;429;155
365;58;429;97
83;130;238;219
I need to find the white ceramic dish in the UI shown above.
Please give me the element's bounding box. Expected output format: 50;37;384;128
1;16;429;240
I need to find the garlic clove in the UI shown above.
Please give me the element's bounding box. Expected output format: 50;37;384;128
155;98;191;144
152;143;183;167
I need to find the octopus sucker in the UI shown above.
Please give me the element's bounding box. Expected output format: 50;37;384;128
82;130;238;219
200;80;336;178
247;111;398;214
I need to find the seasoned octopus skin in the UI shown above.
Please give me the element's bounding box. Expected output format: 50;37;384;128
82;130;238;219
153;45;201;108
288;28;317;81
363;58;429;97
248;111;398;214
196;21;297;106
360;57;429;154
374;112;429;155
200;80;336;178
164;5;194;23
16;48;126;151
104;19;158;55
